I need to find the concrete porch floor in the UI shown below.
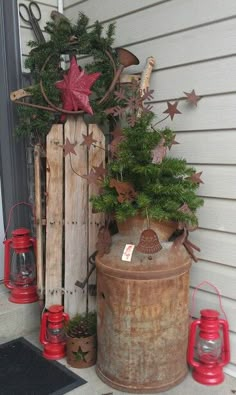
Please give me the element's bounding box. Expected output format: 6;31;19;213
22;331;236;395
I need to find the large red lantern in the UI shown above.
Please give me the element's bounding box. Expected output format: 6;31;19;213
4;227;38;303
40;305;69;360
187;309;230;385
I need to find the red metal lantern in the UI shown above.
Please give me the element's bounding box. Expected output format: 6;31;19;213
40;305;69;360
187;309;230;385
4;227;38;303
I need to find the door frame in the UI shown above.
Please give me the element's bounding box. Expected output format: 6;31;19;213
0;0;30;277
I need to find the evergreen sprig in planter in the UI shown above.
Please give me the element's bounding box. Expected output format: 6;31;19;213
91;112;204;236
65;312;97;368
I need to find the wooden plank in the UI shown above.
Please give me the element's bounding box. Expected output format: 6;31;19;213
64;116;88;317
190;260;236;300
88;124;105;311
34;144;44;300
151;95;236;132
197;198;236;233
169;131;236;165
100;0;236;49
196;165;236;199
45;125;63;308
189;229;236;268
152;57;236;101
119;19;236;73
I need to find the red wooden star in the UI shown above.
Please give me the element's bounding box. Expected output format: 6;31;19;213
163;101;181;120
55;56;101;115
187;171;204;184
184;89;201;106
80;132;97;149
62;138;77;156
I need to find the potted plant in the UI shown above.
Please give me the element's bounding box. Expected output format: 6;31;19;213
91;109;204;251
65;311;97;368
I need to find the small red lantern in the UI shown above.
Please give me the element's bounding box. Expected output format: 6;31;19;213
40;305;69;360
4;227;38;303
187;309;230;385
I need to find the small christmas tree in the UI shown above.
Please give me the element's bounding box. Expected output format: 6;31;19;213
91;86;204;230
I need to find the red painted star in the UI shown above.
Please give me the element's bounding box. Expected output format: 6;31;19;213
163;101;182;120
55;56;101;115
80;132;97;149
62;138;77;156
184;89;201;106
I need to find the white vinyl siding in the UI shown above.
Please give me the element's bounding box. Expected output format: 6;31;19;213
65;0;236;374
17;0;58;72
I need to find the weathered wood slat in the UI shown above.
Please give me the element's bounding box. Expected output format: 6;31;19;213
88;124;105;311
34;144;44;300
45;125;63;308
64;116;88;317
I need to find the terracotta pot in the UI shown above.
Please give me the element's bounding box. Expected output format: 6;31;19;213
66;334;97;368
117;215;177;243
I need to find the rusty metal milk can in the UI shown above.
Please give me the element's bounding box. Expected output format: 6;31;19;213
96;220;192;393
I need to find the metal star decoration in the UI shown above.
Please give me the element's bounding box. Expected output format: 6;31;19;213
184;89;201;106
55;56;101;115
62;138;77;156
93;162;107;178
163;101;182;120
187;171;204;184
83;169;100;185
80;132;97;149
168;134;179;150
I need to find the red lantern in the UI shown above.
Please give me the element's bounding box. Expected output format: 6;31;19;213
187;309;230;385
40;305;69;360
4;228;38;303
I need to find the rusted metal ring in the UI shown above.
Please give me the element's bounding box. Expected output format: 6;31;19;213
39;47;117;115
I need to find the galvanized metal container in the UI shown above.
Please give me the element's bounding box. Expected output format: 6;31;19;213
96;234;191;393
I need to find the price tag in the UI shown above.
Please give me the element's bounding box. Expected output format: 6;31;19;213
122;244;135;262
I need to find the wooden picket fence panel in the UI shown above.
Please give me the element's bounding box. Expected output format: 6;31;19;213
35;116;105;316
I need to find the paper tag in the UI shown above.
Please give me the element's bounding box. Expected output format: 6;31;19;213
122;244;135;262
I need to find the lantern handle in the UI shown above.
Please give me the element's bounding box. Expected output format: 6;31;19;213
190;280;227;321
4;201;35;240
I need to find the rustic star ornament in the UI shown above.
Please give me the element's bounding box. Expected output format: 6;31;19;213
62;138;77;156
55;56;101;115
83;169;100;185
168;134;179;150
187;171;204;184
93;162;107;178
110;179;137;203
151;138;167;164
163;101;182;120
184;89;201;106
111;125;123;139
80;132;97;149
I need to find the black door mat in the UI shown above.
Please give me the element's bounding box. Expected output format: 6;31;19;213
0;337;87;395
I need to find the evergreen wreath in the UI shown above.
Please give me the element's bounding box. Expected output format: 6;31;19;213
16;13;117;140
